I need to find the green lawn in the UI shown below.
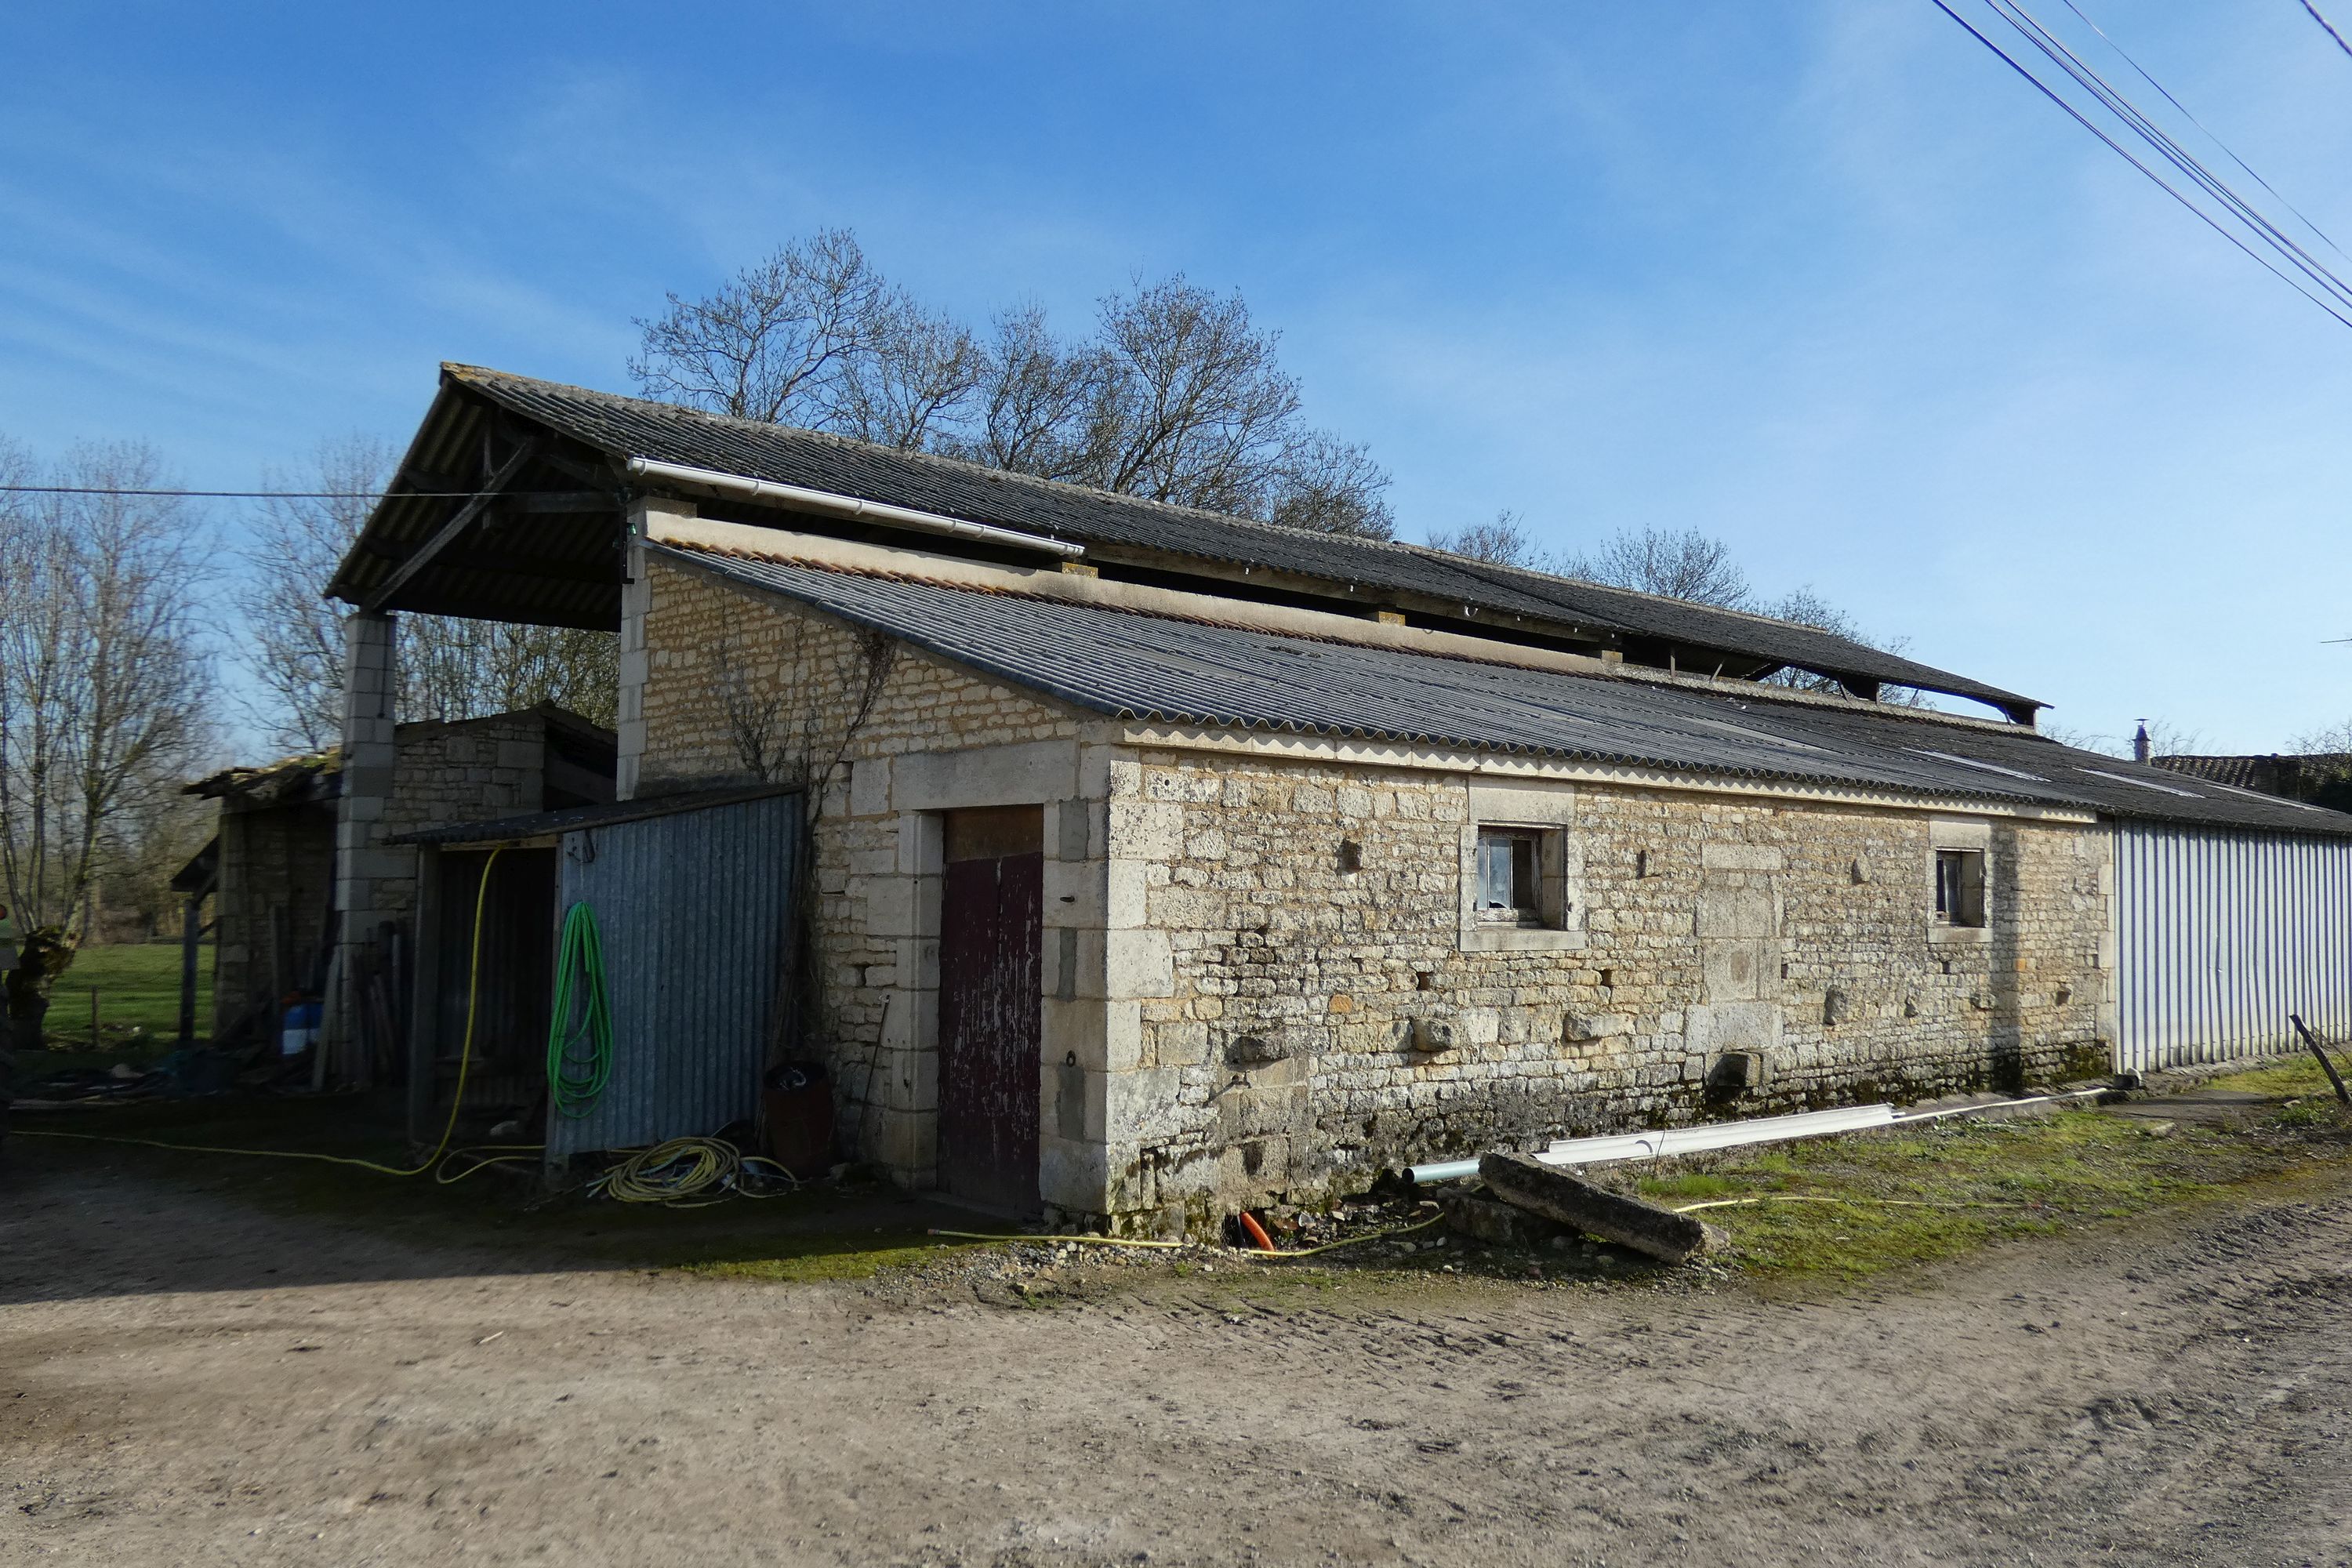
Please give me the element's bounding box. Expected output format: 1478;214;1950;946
15;942;209;1058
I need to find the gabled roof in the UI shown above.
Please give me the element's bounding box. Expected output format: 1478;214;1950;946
662;543;2352;840
332;363;2042;717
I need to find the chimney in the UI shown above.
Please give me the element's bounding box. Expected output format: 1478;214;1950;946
2132;723;2152;764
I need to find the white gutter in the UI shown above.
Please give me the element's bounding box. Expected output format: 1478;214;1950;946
624;456;1086;561
1406;1090;2105;1184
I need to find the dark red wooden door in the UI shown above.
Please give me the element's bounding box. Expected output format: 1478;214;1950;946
937;808;1044;1214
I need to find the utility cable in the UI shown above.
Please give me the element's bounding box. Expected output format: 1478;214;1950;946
2059;0;2347;260
588;1137;796;1205
1929;0;2352;328
0;486;522;500
2302;0;2352;63
1991;0;2352;308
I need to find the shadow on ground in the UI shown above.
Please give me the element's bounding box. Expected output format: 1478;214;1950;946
0;1091;981;1307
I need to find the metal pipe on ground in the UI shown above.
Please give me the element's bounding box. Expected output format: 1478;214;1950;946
1406;1091;2110;1185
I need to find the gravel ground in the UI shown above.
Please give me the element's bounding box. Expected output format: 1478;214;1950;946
5;1152;2351;1566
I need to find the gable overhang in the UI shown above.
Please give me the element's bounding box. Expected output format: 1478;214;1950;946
326;374;632;630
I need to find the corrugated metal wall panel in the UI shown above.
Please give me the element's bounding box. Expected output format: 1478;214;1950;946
546;793;801;1161
2112;821;2352;1072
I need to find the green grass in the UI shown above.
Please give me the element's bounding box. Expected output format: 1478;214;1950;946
16;942;211;1057
2199;1054;2340;1098
1632;1097;2350;1283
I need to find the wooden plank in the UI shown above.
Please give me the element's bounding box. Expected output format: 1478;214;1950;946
1479;1152;1723;1263
2290;1014;2352;1105
363;441;537;612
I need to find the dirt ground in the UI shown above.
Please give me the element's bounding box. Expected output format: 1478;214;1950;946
6;1140;2352;1568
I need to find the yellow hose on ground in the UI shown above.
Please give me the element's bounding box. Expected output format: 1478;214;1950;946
589;1136;797;1205
17;847;517;1178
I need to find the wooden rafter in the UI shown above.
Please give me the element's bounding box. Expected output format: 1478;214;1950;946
363;440;538;614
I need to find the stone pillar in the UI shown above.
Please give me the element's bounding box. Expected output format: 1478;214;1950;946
325;609;397;1083
1080;746;1184;1230
616;497;691;801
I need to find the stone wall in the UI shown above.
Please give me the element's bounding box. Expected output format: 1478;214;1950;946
636;555;1087;1181
633;554;2115;1234
211;800;338;1035
1098;746;2112;1230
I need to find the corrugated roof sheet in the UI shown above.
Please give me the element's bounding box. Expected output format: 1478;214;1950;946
663;544;2352;840
443;364;2040;715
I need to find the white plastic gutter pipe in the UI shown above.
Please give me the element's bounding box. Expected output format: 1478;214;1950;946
1405;1089;2106;1184
624;456;1087;561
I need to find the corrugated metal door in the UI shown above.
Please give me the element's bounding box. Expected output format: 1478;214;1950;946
2112;821;2352;1072
547;793;800;1162
938;807;1044;1214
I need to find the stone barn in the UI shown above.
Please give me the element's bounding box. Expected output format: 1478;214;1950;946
323;364;2352;1231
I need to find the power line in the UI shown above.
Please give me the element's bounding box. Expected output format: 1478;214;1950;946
0;486;490;499
2060;0;2347;261
1993;0;2352;309
2302;0;2352;63
1938;0;2352;326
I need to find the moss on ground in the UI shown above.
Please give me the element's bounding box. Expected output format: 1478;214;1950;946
1632;1074;2352;1283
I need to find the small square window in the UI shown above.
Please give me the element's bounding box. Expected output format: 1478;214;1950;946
1475;827;1548;925
1935;848;1986;927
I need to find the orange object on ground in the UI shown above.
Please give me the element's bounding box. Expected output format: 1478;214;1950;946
1238;1211;1276;1251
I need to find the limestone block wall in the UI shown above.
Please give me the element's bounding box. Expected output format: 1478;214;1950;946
636;556;1091;1195
1099;745;2112;1229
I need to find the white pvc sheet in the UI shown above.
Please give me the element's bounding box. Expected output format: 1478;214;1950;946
1407;1102;1898;1185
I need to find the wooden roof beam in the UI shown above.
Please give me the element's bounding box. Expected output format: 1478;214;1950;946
363;440;536;614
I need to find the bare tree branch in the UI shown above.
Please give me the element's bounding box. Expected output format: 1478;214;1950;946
0;439;213;946
636;237;1396;538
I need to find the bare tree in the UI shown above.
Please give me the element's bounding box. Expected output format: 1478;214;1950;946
630;229;895;428
397;618;619;729
0;441;212;949
238;434;397;750
1265;430;1393;541
2045;717;2206;759
635;238;1396;539
960;305;1112;481
234;437;619;738
1566;526;1752;607
2294;717;2352;755
837;299;985;451
1427;510;1548;568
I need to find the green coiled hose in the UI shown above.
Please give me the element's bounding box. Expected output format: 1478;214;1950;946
546;901;613;1119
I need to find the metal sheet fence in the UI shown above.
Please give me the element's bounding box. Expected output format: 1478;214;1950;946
546;792;800;1162
2112;822;2352;1072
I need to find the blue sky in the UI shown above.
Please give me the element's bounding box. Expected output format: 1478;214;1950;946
4;2;2350;753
